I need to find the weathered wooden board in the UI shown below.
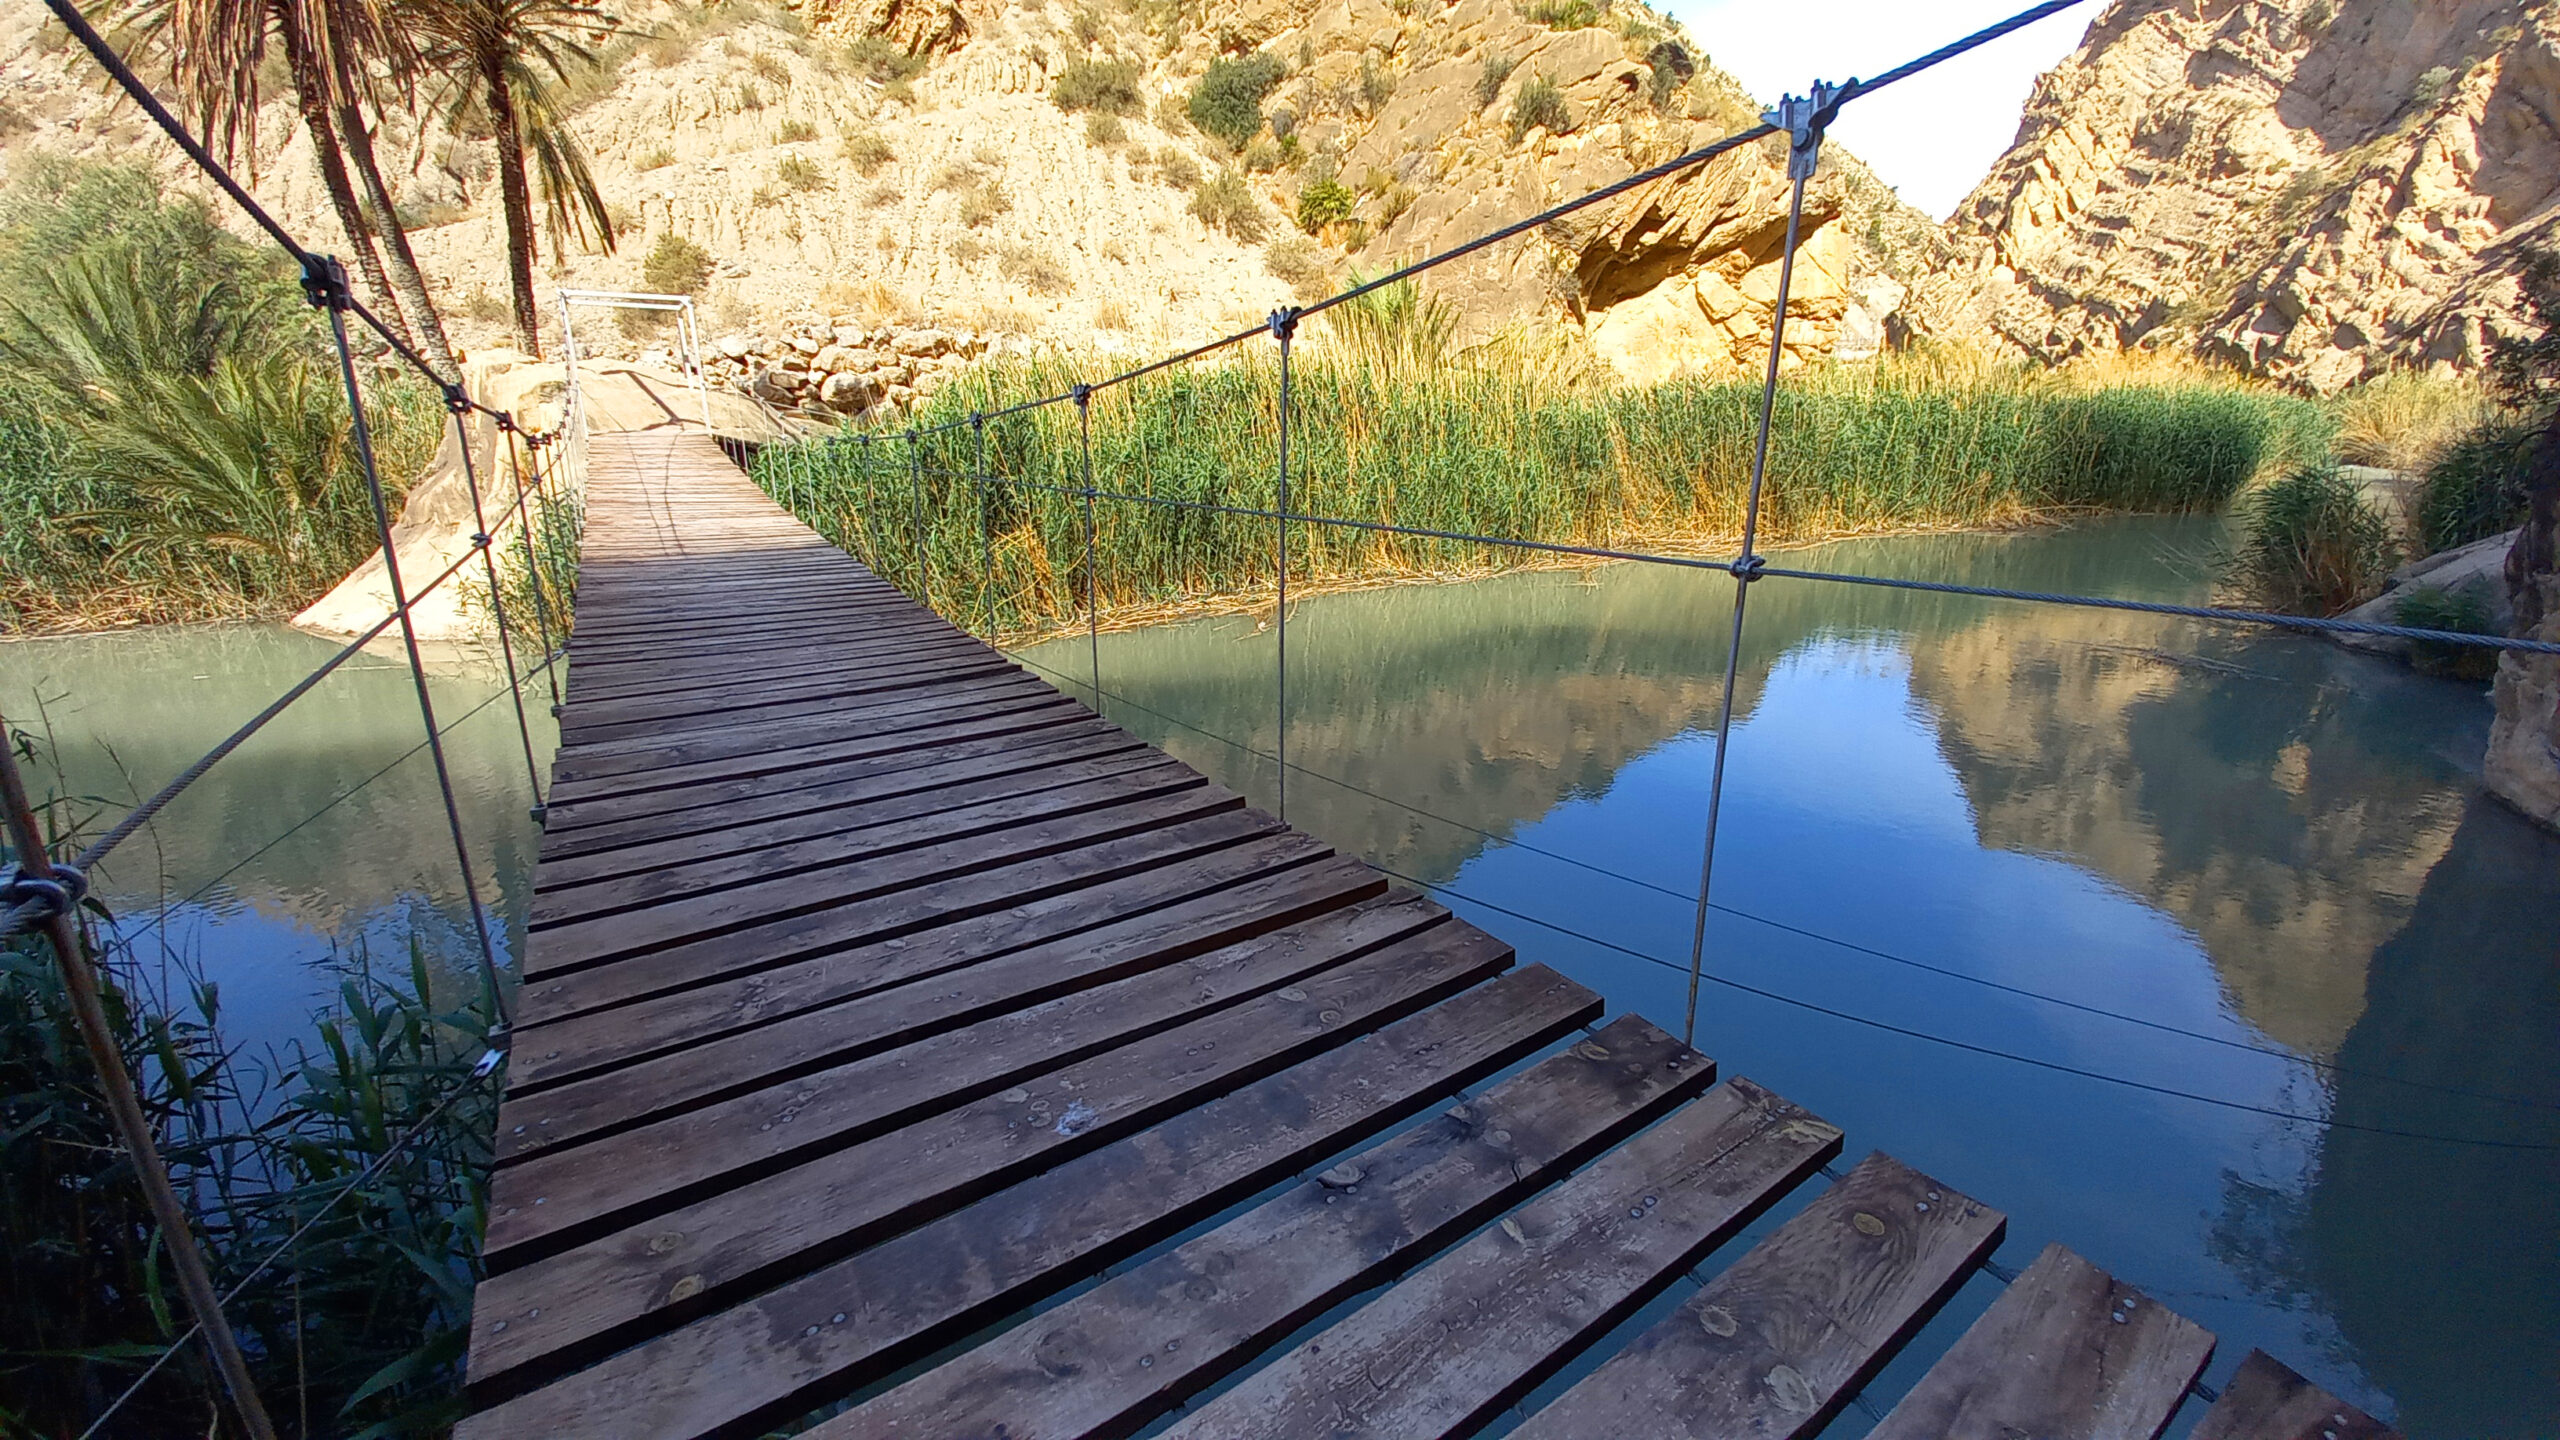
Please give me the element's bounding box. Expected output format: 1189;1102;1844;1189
1867;1241;2213;1440
459;968;1600;1437
2190;1350;2401;1440
1508;1151;2005;1440
1148;1076;1841;1440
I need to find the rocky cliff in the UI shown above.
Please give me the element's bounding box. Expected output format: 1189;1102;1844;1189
0;0;1928;399
1914;0;2560;392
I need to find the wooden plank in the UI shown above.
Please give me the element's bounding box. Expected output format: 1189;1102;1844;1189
508;829;1339;1091
849;1048;1808;1440
523;782;1239;976
1508;1151;2005;1440
555;653;1015;744
545;673;1055;784
531;741;1165;892
1144;1076;1841;1440
542;690;1082;804
528;758;1199;928
534;721;1131;860
455;966;1602;1439
556;627;989;705
2190;1351;2400;1440
468;925;1523;1389
485;887;1434;1266
1866;1241;2214;1440
518;808;1289;1021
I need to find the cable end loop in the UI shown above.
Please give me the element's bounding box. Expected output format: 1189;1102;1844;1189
1;862;88;923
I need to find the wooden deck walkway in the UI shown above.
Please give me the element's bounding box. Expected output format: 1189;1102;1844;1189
454;430;2397;1440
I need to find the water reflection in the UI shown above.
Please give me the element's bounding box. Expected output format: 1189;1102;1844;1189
1;625;549;1056
1022;515;2557;1435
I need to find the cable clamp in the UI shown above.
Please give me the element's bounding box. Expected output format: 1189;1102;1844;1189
442;384;471;416
495;411;519;434
1;861;88;921
1267;306;1301;343
1729;553;1766;583
472;1046;507;1079
1071;383;1094;409
471;532;493;549
969;410;986;430
300;253;354;312
1762;79;1848;180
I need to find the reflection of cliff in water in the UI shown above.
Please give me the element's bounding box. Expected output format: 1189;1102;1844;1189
1062;516;2487;1065
2208;800;2560;1440
1906;608;2478;1057
3;625;543;933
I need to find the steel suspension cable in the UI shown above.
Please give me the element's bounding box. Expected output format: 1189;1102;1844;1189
446;398;548;818
322;277;512;1030
1271;308;1300;822
1075;387;1102;703
972;413;996;630
1686;94;1826;1046
502;428;567;712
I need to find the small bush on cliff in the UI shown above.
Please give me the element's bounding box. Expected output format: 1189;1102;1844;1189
642;231;715;295
1053;57;1145;115
840;127;894;174
844;34;927;83
2234;464;2400;614
1295;177;1356;235
1190;167;1266;240
1188;52;1285;147
2416;417;2538;552
1508;73;1570;143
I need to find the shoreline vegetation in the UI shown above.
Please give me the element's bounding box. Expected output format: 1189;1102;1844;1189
0;161;441;635
752;331;2336;645
0;736;500;1436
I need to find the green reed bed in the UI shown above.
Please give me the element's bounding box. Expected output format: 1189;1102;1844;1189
752;352;2328;638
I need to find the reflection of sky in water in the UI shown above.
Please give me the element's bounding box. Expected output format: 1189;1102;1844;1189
1024;515;2560;1437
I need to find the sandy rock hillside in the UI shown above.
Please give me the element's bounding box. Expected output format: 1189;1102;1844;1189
0;0;1933;395
1913;0;2560;393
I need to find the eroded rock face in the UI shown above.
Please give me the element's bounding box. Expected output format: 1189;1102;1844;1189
1913;0;2560;392
2487;421;2560;828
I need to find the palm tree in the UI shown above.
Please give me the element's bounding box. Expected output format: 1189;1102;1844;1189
115;0;462;381
411;0;622;355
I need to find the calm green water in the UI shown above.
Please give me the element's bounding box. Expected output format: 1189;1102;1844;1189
0;626;552;1058
7;518;2554;1433
1021;515;2559;1437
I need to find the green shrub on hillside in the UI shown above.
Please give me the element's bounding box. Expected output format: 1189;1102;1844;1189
1508;73;1570;143
2234;464;2399;614
1188;52;1285;147
1474;54;1519;108
844;34;927;82
642;231;715;294
1053;56;1146;114
1190;167;1266;240
1295;177;1355;233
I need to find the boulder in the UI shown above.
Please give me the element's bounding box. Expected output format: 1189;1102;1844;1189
2330;528;2519;656
819;371;878;411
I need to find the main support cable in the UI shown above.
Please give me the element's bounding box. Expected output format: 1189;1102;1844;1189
1270;306;1301;822
0;738;282;1440
971;413;997;630
446;392;548;820
1074;386;1102;703
502;427;568;712
1685;86;1829;1045
318;261;513;1031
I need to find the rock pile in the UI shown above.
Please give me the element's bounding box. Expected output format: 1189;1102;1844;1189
692;324;997;419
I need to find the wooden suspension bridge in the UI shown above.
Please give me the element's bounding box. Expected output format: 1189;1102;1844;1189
451;428;2397;1440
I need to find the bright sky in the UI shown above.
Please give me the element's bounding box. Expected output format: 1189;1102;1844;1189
1656;0;2100;220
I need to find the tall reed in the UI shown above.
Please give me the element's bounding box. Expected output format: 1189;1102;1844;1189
752;348;2328;637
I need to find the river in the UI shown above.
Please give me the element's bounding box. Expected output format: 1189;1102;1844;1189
5;515;2553;1434
1018;514;2559;1437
